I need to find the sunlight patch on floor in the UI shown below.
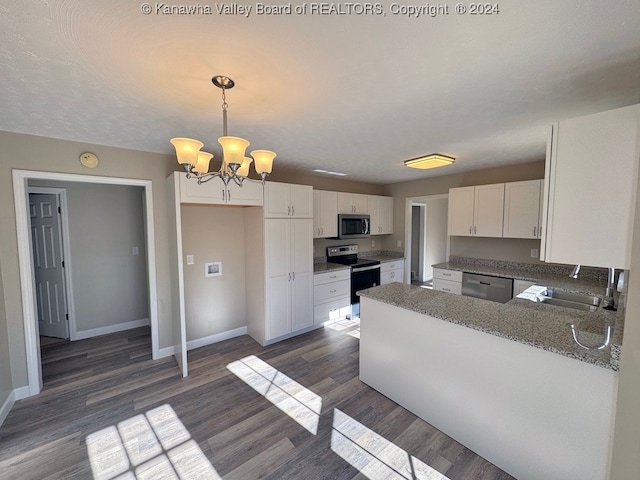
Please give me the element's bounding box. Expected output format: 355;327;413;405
325;317;360;338
227;355;322;434
86;404;220;480
331;408;450;480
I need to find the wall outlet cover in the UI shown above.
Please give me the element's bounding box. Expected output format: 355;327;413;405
530;249;539;258
132;246;139;256
371;240;375;247
397;240;402;248
186;254;194;265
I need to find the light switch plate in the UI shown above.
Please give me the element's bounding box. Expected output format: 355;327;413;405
397;240;402;248
186;254;194;265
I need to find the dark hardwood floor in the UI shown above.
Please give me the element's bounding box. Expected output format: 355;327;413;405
0;323;515;480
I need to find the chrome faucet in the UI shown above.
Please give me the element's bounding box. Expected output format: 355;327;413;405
569;265;580;279
603;267;617;311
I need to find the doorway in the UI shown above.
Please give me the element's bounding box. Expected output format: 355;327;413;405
404;195;449;285
13;170;159;397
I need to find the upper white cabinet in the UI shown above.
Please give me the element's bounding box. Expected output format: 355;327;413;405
264;182;313;218
337;192;368;214
369;195;393;235
178;172;263;206
541;104;640;269
448;184;504;237
313;190;338;238
503;180;543;239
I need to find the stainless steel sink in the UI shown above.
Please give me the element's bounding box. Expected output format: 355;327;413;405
537;288;601;312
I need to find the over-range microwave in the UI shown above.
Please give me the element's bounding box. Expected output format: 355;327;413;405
337;214;370;239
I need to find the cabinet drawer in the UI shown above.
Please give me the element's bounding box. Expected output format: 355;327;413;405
314;297;351;325
433;268;463;283
314;268;350;286
314;279;350;304
380;259;404;272
433;279;462;295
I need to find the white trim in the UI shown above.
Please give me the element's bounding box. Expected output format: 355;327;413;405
74;318;150;340
28;186;77;340
12;169;160;398
13;386;31;400
404;194;450;284
0;391;15;428
186;326;247;351
157;327;248;358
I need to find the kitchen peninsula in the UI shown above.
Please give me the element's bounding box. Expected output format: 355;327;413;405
358;278;621;480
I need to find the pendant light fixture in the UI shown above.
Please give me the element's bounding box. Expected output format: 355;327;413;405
170;75;276;185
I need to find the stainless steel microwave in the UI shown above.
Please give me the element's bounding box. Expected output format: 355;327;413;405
338;214;370;239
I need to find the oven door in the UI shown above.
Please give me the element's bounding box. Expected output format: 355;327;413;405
351;264;381;304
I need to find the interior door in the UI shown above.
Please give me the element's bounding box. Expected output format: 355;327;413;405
30;193;69;339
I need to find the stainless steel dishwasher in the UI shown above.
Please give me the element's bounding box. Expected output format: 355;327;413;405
461;273;513;303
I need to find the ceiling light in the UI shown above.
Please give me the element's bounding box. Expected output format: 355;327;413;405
313;169;348;176
170;75;276;186
404;154;455;170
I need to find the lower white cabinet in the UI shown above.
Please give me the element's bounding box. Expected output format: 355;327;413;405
432;268;462;295
380;260;404;285
313;269;351;325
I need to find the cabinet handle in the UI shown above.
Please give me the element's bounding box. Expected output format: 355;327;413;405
474;226;477;234
538;226;542;238
288;272;291;281
222;189;226;201
292;272;295;280
292;206;295;216
443;288;451;292
533;226;537;237
288;206;291;216
443;273;451;277
469;226;472;235
330;289;336;293
227;189;231;202
330;275;337;279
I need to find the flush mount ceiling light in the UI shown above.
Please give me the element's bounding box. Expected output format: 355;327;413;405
404;154;455;170
170;75;276;186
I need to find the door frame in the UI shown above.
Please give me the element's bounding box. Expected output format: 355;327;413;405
404;194;449;284
13;170;159;397
28;187;76;340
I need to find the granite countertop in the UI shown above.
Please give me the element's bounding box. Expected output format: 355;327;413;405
313;262;350;274
359;282;621;370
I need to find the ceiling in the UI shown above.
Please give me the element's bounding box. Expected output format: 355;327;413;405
1;1;640;184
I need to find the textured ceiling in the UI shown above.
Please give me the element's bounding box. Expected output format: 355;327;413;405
1;0;640;184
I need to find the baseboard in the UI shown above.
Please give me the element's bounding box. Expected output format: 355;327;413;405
0;391;15;428
74;318;150;340
186;327;247;351
156;327;248;359
13;385;31;400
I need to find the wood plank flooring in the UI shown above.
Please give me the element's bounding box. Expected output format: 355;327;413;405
0;324;516;480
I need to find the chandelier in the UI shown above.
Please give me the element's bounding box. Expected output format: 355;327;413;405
170;75;276;185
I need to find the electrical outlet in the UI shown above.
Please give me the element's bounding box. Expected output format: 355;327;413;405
186;254;194;265
397;240;402;248
132;246;139;256
371;240;376;247
530;249;539;258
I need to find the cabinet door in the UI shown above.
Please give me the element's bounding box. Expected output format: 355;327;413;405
291;219;313;275
291;271;313;331
266;274;291;339
380;196;393;234
448;187;475;236
543;105;640;268
337;192;355;213
368;196;381;234
179;173;225;204
319;191;338;238
290;184;313;218
313;191;322;238
380;270;394;285
353;194;368;214
503;180;541;239
227;181;263;206
474;184;504;237
264;182;292;218
265;219;291;278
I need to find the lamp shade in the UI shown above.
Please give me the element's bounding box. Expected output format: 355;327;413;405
193;151;213;175
218;136;250;168
251;150;276;175
237;157;253;177
170;138;204;166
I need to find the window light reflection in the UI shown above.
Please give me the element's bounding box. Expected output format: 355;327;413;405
85;404;220;480
227;355;322;434
331;408;450;480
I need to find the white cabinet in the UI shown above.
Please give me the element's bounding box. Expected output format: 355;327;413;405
313;190;338;238
448;184;504;237
264;182;313;218
380;260;404;285
432;268;462;295
513;279;536;297
541;104;640;269
178;172;263;206
369;195;393;235
313;269;351;325
264;218;313;340
338;192;368;214
503;180;543;239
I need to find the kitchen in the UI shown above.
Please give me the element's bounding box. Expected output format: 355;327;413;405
2;2;640;479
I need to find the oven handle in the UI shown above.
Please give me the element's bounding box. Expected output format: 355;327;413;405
352;264;381;273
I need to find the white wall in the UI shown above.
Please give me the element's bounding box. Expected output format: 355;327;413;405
180;205;248;341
